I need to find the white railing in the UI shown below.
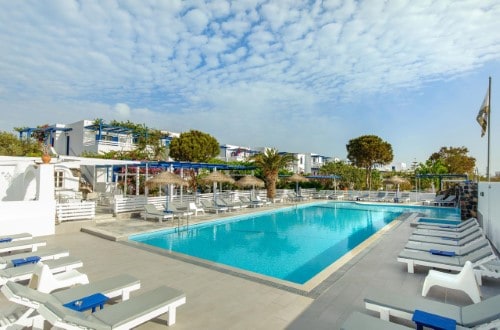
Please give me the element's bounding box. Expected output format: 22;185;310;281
56;201;96;223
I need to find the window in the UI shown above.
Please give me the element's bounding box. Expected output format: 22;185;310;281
54;171;64;188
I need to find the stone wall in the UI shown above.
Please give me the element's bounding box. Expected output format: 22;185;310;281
458;181;478;220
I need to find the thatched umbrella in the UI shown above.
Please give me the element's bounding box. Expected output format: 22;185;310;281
235;175;265;188
286;173;309;193
145;171;188;209
201;171;235;200
236;175;265;197
382;175;409;199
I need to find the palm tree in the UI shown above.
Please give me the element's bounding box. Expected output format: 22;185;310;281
250;149;296;199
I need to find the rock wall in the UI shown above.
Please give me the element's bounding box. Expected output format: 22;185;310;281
458;181;478;220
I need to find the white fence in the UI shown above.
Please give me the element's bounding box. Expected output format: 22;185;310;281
56;201;96;223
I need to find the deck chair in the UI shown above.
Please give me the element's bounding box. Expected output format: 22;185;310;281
364;288;500;328
28;262;89;293
435;195;456;207
0;232;32;243
188;202;205;216
1;275;141;329
397;245;497;274
422;261;481;303
416;217;478;231
167;203;194;219
475;259;500;285
0;240;46;254
341;311;418;330
38;285;186;328
0;256;83;286
199;199;228;214
1;246;69;269
411;225;481;239
408;229;484;246
404;236;490;256
142;204;173;223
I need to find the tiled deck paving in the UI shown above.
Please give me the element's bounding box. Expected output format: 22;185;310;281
1;202;499;329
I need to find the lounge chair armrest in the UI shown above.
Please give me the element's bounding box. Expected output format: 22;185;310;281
412;309;456;330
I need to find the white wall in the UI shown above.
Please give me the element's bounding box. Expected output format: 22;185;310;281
0;162;56;237
478;182;500;251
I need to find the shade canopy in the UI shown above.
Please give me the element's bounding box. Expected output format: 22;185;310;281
201;171;235;184
382;175;409;186
235;175;265;188
145;171;188;187
286;173;309;183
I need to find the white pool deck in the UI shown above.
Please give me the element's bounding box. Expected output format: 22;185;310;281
1;202;499;329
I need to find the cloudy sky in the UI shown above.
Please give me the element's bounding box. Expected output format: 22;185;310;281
1;0;499;174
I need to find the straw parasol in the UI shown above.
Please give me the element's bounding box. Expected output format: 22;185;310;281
145;171;188;209
201;171;235;185
235;175;265;188
382;175;409;199
200;171;235;201
286;173;309;193
145;171;187;188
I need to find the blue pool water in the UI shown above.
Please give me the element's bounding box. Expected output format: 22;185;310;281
130;202;459;284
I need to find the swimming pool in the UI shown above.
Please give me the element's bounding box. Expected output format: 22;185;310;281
130;202;459;285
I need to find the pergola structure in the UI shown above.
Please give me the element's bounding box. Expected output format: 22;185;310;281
416;173;469;191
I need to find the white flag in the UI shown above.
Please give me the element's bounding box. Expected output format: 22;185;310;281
476;88;490;137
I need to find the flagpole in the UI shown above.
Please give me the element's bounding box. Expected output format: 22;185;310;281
487;76;491;181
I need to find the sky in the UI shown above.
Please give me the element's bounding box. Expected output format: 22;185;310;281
1;0;499;175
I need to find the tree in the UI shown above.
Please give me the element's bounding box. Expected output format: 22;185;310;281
249;148;296;199
319;161;366;190
346;135;393;189
429;146;475;175
169;130;219;162
0;131;42;156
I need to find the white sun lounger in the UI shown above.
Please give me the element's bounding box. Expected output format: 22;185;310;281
142;204;173;223
38;285;186;329
397;245;496;274
416;218;478;231
0;240;46;254
1;275;141;329
404;237;490;256
364;289;500;329
0;246;69;269
411;226;481;239
0;256;83;286
475;259;500;285
408;229;484;246
0;232;32;242
341;311;411;330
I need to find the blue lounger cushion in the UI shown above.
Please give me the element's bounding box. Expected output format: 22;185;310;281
429;249;456;257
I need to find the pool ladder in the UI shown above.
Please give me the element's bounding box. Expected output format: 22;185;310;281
175;215;190;233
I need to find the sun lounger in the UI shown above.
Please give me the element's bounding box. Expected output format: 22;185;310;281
0;246;69;269
0;256;83;286
167;203;194;219
416;218;478;231
38;285;186;328
435;195;456;207
0;240;46;254
29;262;89;293
404;237;490;256
1;274;141;329
364;288;500;328
475;259;500;285
411;225;481;239
341;311;421;330
0;232;32;243
397;245;496;274
408;229;483;246
142;204;173;223
199;199;228;214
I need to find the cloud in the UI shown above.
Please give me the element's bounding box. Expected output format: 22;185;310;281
0;0;499;170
